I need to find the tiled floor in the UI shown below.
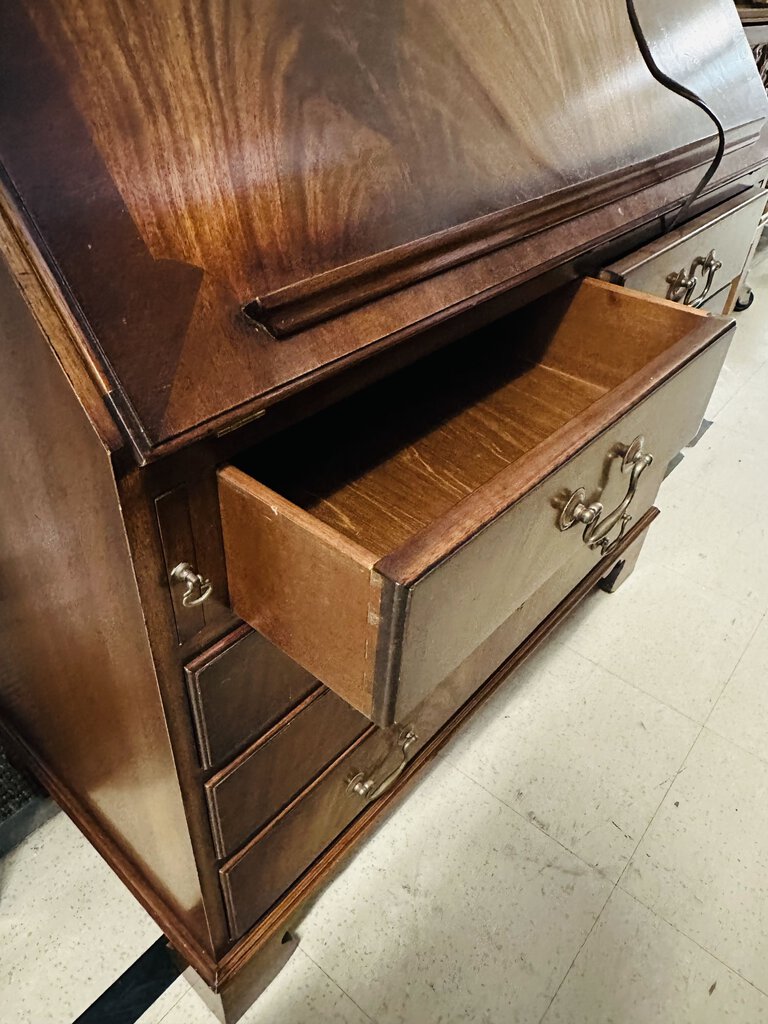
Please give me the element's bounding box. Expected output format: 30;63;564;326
4;261;768;1024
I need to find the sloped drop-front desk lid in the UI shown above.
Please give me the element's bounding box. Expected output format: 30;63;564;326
0;0;765;452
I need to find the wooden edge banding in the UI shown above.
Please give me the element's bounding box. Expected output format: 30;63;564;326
376;300;731;586
3;509;659;990
0;717;220;985
596;277;710;316
205;686;325;791
218;726;376;879
184;622;254;675
179;931;299;1020
363;569;386;709
183;624;254;771
246;125;761;338
101;151;767;464
371;578;409;727
214;508;659;988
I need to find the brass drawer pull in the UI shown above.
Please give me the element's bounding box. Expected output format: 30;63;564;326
171;561;213;607
690;249;722;307
558;436;653;557
666;248;721;307
348;727;418;802
666;266;697;304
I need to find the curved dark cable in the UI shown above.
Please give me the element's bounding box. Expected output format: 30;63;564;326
626;0;726;230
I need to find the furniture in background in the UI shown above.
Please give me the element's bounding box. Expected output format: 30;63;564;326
1;2;766;1019
735;2;768;307
738;1;768;77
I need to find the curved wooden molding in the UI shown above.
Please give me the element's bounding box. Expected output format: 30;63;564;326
246;123;761;337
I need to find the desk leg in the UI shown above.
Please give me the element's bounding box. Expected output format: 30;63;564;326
182;930;300;1024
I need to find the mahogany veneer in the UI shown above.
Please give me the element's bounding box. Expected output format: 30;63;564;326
0;2;766;1021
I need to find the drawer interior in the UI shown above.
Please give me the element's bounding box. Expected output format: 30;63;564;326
234;279;706;557
220;278;727;721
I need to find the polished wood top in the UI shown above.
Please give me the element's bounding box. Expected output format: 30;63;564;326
0;1;765;452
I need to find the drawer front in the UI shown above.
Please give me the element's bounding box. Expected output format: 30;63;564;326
697;284;731;314
220;725;392;939
219;508;659;940
185;627;318;768
206;687;368;857
602;189;766;306
387;331;730;722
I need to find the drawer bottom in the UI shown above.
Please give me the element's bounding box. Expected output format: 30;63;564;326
220;509;658;940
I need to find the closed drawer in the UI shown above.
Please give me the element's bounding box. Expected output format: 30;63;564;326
219;279;732;728
206;686;368;857
601;189;766;307
220;723;402;939
185;627;317;768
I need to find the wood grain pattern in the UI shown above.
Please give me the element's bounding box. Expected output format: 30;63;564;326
181;931;299;1024
212;506;659;983
386;327;729;720
244;281;703;557
113;464;238;960
0;0;764;449
0;249;209;946
601;187;766;301
185;626;319;769
378;328;723;589
246;129;759;338
155;486;207;644
243;331;605;557
0;716;220;985
0;181;122;454
218;469;383;717
206;687;367;858
0;3;764;1016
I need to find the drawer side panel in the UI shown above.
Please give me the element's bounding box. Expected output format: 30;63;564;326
218;467;381;718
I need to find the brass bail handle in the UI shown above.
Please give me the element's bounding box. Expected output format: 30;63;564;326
348;727;419;803
666;267;697;304
170;561;213;607
558;436;654;557
690;249;722;307
666;248;721;306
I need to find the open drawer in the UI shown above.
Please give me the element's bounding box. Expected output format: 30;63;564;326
218;279;732;726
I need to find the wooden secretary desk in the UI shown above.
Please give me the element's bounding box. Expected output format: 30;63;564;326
1;1;766;1018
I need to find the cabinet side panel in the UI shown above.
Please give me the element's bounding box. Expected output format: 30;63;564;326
0;253;208;946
